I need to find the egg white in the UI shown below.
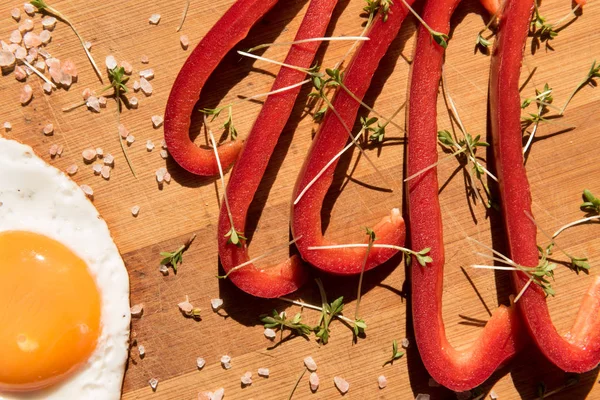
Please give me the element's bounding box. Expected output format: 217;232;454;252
0;138;130;400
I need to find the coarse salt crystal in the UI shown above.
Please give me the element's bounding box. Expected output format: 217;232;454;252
146;140;154;151
66;164;78;175
198;392;211;400
35;60;45;72
104;153;114;166
20;84;33;105
42;16;57;30
126;135;135;145
257;368;269;377
155;167;167;183
164;172;171;183
159;265;168;275
148;378;158;391
160;149;168;159
138;344;145;357
490;390;498;399
264;328;276;340
14;46;27;61
23;32;41;48
141;55;149;64
39;30;51;44
49;66;61;83
80;184;93;198
120;60;132;75
161;140;167;149
49;144;58;156
62;59;77;78
0;51;16;68
210;298;223;311
82;148;97;162
241;371;252;386
133;80;140;91
56;145;63;156
10;30;22;45
14;66;27;81
131;205;140;217
149;14;161;25
82;88;92;100
196;357;206;369
19;19;33;33
86;96;100;112
178;297;194;314
92;164;102;174
415;395;431;400
98;96;107;107
101;165;110;180
11;8;21;21
118;124;129;139
401;338;410;348
23;3;35;16
42;123;53;136
130;304;144;317
129;96;139;108
212;388;224;400
140;77;152;96
334;376;349;394
46;57;60;69
378;375;388;389
309;372;319;391
38;48;51;59
151;115;163;128
4;122;12;131
105;55;117;70
303;356;317;372
139;68;154;80
25;54;35;65
220;355;231;369
180;35;189;49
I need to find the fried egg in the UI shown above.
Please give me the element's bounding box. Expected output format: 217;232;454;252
0;137;130;400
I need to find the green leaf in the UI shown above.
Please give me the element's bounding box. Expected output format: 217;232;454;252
30;0;47;10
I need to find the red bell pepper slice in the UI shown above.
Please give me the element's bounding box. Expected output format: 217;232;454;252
164;0;278;176
217;0;338;298
291;2;411;275
490;0;600;372
407;0;523;391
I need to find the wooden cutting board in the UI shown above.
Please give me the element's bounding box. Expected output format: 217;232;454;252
1;0;599;398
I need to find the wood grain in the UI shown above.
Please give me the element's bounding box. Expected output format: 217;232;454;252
1;0;599;399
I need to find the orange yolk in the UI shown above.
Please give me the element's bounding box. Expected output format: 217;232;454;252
0;231;101;392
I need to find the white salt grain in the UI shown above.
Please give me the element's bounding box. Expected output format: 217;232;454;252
139;68;154;80
92;164;102;174
220;355;231;369
149;378;158;391
66;164;78;175
141;55;149;64
11;8;21;21
101;165;110;180
118;123;129;139
10;30;22;45
131;205;140;217
309;372;319;392
104;153;114;166
126;135;135;145
20;84;32;105
490;390;498;400
0;51;16;68
129;96;139;108
159;265;168;275
140;77;152;96
303;356;317;372
264;328;276;340
161;139;167;149
120;60;133;75
210;298;223;311
196;357;206;370
180;35;189;49
149;14;161;25
401;338;410;348
43;123;53;136
146;140;154;151
130;304;144;317
138;345;145;357
212;388;224;400
4;122;12;131
80;184;93;198
151;115;163;128
334;376;349;394
23;32;41;48
42;16;57;30
23;3;35;16
133;80;140;91
95;148;103;157
82;148;97;162
39;30;51;44
155;167;167;183
241;371;252;386
86;96;100;112
49;144;58;156
257;368;269;377
160;149;168;159
378;375;388;389
98;96;107;108
105;55;117;70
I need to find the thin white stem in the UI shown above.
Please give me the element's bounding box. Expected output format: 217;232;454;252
523;102;543;155
294;129;363;205
552;3;581;27
466;237;516;265
21;59;56;89
474;252;520;268
220;237;302;278
553;215;600;239
176;0;190;32
334;15;373;69
248;36;369;53
209;130;236;233
513;276;534;303
237;51;312;74
278;297;354;324
398;0;439;36
404;147;467;182
241;79;311;102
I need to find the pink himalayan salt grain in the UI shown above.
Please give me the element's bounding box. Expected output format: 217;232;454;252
131;205;140;217
42;123;53;136
104;154;114;166
333;376;349;394
105;55;117;70
92;164;102;174
378;375;388;389
82;88;93;100
62;60;77;78
140;77;152;96
59;71;72;88
66;164;78;175
14;46;27;60
14;66;27;81
120;60;132;75
34;61;45;72
126;135;135;145
148;14;161;25
164;172;171;183
38;48;51;59
240;371;252;386
180;35;189;50
10;30;22;44
95;148;104;157
18;19;33;33
0;51;16;68
309;372;319;392
80;184;93;198
46;57;60;69
303;356;317;372
84;41;92;50
141;55;149;64
11;8;21;21
155;167;167;183
42;16;57;30
49;67;61;84
101;165;110;180
257;368;269;377
82;148;97;162
118;124;128;139
160;149;168;159
39;30;51;45
129;96;138;108
86;96;100;112
139;68;154;80
132;80;140;91
49;144;58;156
151;115;163;128
146;140;154;151
42;82;52;94
23;3;35;16
98;96;107;108
56;145;63;156
4;122;12;131
130;303;143;316
20;84;32;105
23;32;41;48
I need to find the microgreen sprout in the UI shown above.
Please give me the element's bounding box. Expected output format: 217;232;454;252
30;0;103;82
314;278;345;344
208;128;246;248
364;0;394;22
160;233;197;273
308;243;432;267
260;310;313;339
382;339;404;366
560;60;599;115
530;2;581;50
217;237;301;279
521;83;555;154
475;8;501;51
398;0;449;48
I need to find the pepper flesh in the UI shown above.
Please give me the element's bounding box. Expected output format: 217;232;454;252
217;0;338;298
164;0;277;176
490;0;600;372
407;0;523;391
291;3;411;275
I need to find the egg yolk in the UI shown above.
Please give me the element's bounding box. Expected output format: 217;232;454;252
0;231;101;392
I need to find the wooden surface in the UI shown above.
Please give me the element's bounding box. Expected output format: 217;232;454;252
1;0;600;398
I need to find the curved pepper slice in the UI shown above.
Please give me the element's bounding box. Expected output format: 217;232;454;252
164;0;278;176
407;0;523;391
217;0;338;298
291;2;411;275
490;0;600;373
